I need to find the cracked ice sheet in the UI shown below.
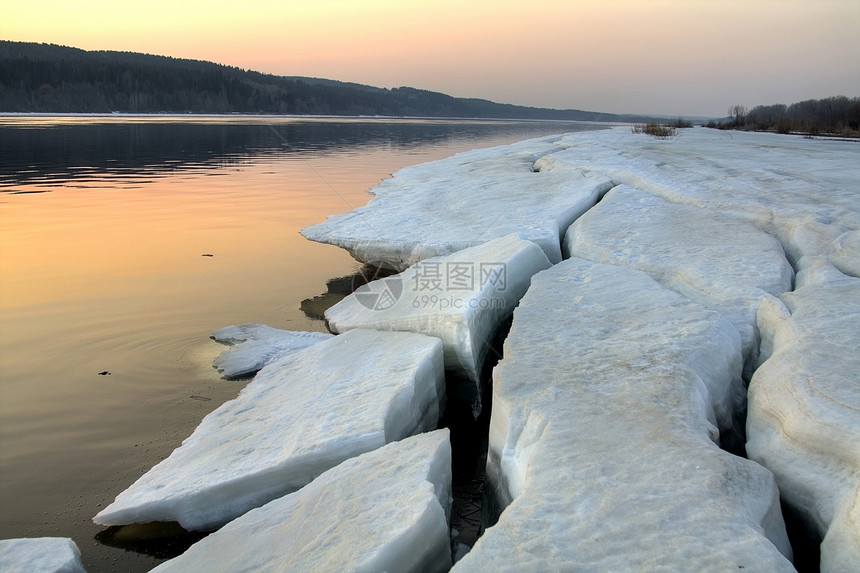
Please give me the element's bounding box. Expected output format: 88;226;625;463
301;135;613;271
564;184;794;381
94;329;445;531
325;235;552;404
152;430;453;573
210;324;331;379
453;258;793;572
747;257;860;572
549;127;860;273
0;538;86;573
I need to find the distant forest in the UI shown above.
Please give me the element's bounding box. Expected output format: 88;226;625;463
709;97;860;137
1;41;656;122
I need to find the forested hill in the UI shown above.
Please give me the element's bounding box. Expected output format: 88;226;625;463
0;41;654;121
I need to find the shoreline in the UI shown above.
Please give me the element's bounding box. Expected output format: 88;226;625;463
4;125;858;571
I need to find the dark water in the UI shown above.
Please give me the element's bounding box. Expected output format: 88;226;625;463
0;115;605;571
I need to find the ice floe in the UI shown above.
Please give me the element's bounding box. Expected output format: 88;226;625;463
94;329;444;531
325;235;551;413
0;537;86;573
564;184;794;380
453;258;793;571
151;430;453;573
301;136;613;270
210;323;331;379
747;256;860;572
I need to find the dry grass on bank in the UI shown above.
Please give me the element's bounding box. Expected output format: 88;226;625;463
631;123;677;139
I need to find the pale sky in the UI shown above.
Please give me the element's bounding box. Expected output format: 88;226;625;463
2;0;858;117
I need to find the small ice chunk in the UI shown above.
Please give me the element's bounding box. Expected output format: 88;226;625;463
210;324;331;378
327;235;551;381
151;430;453;573
301;137;613;270
0;537;86;573
94;329;445;531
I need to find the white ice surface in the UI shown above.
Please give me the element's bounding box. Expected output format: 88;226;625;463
301;136;613;270
292;127;853;569
821;483;860;573
210;323;331;379
152;430;453;573
564;184;794;380
549;127;860;273
325;235;551;401
94;329;445;531
0;537;86;573
303;128;858;279
747;256;860;572
453;258;793;571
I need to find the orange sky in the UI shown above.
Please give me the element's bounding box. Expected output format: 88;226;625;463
2;0;858;116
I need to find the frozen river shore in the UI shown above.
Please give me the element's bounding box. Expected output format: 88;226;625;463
5;126;857;571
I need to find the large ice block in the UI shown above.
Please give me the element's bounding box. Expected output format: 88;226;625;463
453;258;793;571
210;323;331;379
564;184;794;379
151;430;453;573
325;235;552;394
747;256;860;572
94;329;445;531
301;136;613;270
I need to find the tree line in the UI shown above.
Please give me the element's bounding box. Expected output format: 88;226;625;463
0;41;658;122
709;97;860;137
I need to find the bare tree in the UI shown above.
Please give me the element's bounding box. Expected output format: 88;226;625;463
729;104;747;124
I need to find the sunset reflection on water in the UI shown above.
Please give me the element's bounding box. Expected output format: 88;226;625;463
0;116;600;572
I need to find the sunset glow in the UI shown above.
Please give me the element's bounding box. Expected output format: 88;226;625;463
3;0;859;117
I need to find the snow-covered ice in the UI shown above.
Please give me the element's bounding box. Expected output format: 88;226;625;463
548;127;860;272
94;329;445;531
564;184;794;380
453;258;793;571
301;136;613;270
0;538;86;573
325;235;552;410
151;430;453;573
210;323;331;379
747;256;860;572
303;128;858;278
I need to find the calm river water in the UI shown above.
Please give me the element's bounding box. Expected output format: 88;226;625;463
0;115;605;571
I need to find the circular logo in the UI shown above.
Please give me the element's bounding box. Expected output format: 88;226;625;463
351;262;403;311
